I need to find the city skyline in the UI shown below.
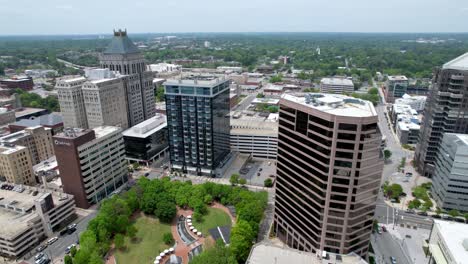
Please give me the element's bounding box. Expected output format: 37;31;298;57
1;0;468;35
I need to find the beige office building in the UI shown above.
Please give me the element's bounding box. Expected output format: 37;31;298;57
0;145;35;185
82;77;129;129
0;184;74;258
0;126;54;165
56;77;88;129
273;93;383;257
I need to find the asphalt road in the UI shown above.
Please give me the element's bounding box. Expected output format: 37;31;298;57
233;94;255;111
371;232;410;264
24;210;99;263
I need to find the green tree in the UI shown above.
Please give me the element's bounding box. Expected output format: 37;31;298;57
385;184;403;199
64;255;73;264
155;200;177;223
163;232;174;245
231;220;255;263
464;213;468;222
239;178;247;186
436;207;443;216
264;178;273;187
190;239;237;264
256;93;265;98
230;174;240;186
132;163;140;170
407;199;421;209
448;209;460;218
368;87;379;95
114;233;125;250
267;105;279;113
383;149;392;161
88;251;103;264
155;86;165;102
126;225;138;241
70;246;77;257
269;74;283;83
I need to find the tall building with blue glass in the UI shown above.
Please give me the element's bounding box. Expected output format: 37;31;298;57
164;77;231;176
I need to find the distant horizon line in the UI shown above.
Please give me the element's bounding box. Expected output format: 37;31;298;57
1;31;468;37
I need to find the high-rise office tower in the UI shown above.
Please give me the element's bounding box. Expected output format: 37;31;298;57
82;77;129;129
164;78;231;176
99;29;156;126
273;93;383;257
56;77;88;129
431;133;468;212
415;53;468;177
53;126;128;208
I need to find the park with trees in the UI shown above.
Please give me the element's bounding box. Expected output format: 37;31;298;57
67;177;267;264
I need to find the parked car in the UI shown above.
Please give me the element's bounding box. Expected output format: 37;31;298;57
65;244;76;254
390;256;397;264
36;244;47;252
144;172;150;177
68;223;77;229
432;214;442;219
67;227;76;234
59;228;68;236
46;237;58;245
417;211;428;216
405;172;413;177
34;253;45;260
406;209;415;214
381;226;387;232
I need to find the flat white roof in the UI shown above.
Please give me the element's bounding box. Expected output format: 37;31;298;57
264;84;284;91
282;93;377;118
122;114;167;138
398;121;420;131
320;77;354;86
93;126;121;138
452;134;468;146
388;75;408;81
252;98;280;104
443;52;468;71
433;220;468;262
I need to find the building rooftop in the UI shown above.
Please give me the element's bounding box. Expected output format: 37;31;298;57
320;77;354;86
103;30;140;54
388;75;408;81
252;98;280;105
93;126;121;138
442;52;468;71
164;76;228;87
0;144;27;155
264;84;284;91
0;183;72;239
15;107;47;119
398;121;420;131
247;242;367;264
432;220;468;263
282;93;377;118
451;134;468;147
12;113;63;127
122;114;167;138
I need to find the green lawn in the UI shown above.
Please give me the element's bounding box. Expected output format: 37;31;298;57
115;214;172;264
193;207;232;236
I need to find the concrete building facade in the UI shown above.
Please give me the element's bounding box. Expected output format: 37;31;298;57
273;93;383;257
230;115;278;159
99;29;156;126
428;220;468;264
0;145;34;185
0;184;74;259
82;77;129;129
0;126;54;165
53;126;128;208
431;133;468;212
56;77;89;129
416;53;468;177
320;78;354;94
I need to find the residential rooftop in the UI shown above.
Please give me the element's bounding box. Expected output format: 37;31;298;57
122;114;167;139
0;144;27;155
320;77;354;86
264;84;284;91
442;52;468;71
282;93;377;118
93;126;121;138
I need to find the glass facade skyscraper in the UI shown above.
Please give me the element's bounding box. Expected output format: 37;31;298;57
164;78;231;176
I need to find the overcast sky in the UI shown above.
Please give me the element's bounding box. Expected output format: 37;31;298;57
1;0;468;35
